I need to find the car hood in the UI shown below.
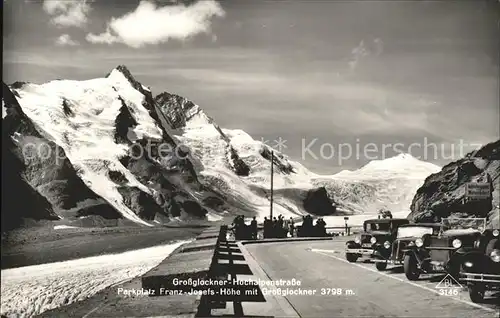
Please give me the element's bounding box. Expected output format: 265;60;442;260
367;231;391;236
441;229;481;237
396;236;420;241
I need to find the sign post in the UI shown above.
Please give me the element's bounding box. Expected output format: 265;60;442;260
270;150;274;220
465;182;491;201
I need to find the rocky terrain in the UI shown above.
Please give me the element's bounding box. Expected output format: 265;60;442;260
2;83;118;232
2;65;439;232
408;140;500;228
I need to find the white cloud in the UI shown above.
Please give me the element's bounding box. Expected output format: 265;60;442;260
349;38;384;71
349;40;369;71
86;0;225;48
43;0;92;28
55;34;79;46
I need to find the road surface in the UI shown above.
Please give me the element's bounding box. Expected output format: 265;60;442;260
245;239;499;318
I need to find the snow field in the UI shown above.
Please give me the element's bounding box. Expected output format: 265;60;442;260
1;240;189;318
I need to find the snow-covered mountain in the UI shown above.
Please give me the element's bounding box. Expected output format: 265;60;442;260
333;153;441;180
1;66;440;229
312;154;441;214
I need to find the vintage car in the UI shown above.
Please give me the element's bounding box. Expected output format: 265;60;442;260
403;217;487;280
458;228;500;303
345;218;410;270
387;223;441;268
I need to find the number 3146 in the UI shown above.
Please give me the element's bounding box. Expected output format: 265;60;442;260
438;289;459;296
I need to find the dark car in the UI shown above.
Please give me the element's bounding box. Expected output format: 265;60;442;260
458;228;500;303
403;218;487;281
388;223;441;268
345;218;410;270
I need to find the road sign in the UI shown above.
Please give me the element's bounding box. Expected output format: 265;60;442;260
465;182;491;200
435;274;463;297
344;217;349;220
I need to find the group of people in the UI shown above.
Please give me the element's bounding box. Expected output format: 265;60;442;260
231;215;258;240
297;215;327;237
263;215;295;239
231;214;331;240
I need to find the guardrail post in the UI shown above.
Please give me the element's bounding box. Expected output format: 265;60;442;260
196;225;227;318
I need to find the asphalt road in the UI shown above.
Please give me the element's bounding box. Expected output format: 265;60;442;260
245;239;500;318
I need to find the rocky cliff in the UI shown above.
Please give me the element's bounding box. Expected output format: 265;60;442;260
408;140;500;228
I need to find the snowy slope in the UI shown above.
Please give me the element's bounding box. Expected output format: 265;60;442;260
155;92;322;220
7;66;441;226
332;153;440;180
12;70;166;226
176;116;305;219
312;154;441;214
154;92;440;219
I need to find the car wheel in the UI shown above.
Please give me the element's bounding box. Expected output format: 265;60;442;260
485;238;499;255
346;253;358;263
468;284;485;303
376;262;387;271
404;254;420;281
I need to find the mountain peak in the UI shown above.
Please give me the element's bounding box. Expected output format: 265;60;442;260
333;152;441;181
155;91;212;129
361;153;438;171
394;152;415;160
112;65;133;77
106;65;147;94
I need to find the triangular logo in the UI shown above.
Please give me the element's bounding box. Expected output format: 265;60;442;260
435;274;463;289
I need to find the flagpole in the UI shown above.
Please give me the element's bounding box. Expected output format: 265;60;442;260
270;150;274;219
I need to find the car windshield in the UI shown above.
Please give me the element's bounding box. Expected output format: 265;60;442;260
366;222;391;232
440;218;486;234
397;226;433;238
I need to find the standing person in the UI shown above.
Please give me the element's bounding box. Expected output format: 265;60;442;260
277;215;284;237
299;216;306;237
250;216;258;240
314;218;321;237
263;217;270;238
232;216;240;240
284;217;290;237
272;217;278;238
318;218;326;236
288;217;295;237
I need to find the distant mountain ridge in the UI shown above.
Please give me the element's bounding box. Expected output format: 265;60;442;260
312;154;441;214
1;65;441;230
333;153;441;179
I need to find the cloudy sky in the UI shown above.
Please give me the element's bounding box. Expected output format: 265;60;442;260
3;0;499;173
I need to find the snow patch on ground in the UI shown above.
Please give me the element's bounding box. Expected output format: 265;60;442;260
0;240;188;318
53;225;80;230
207;212;223;221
